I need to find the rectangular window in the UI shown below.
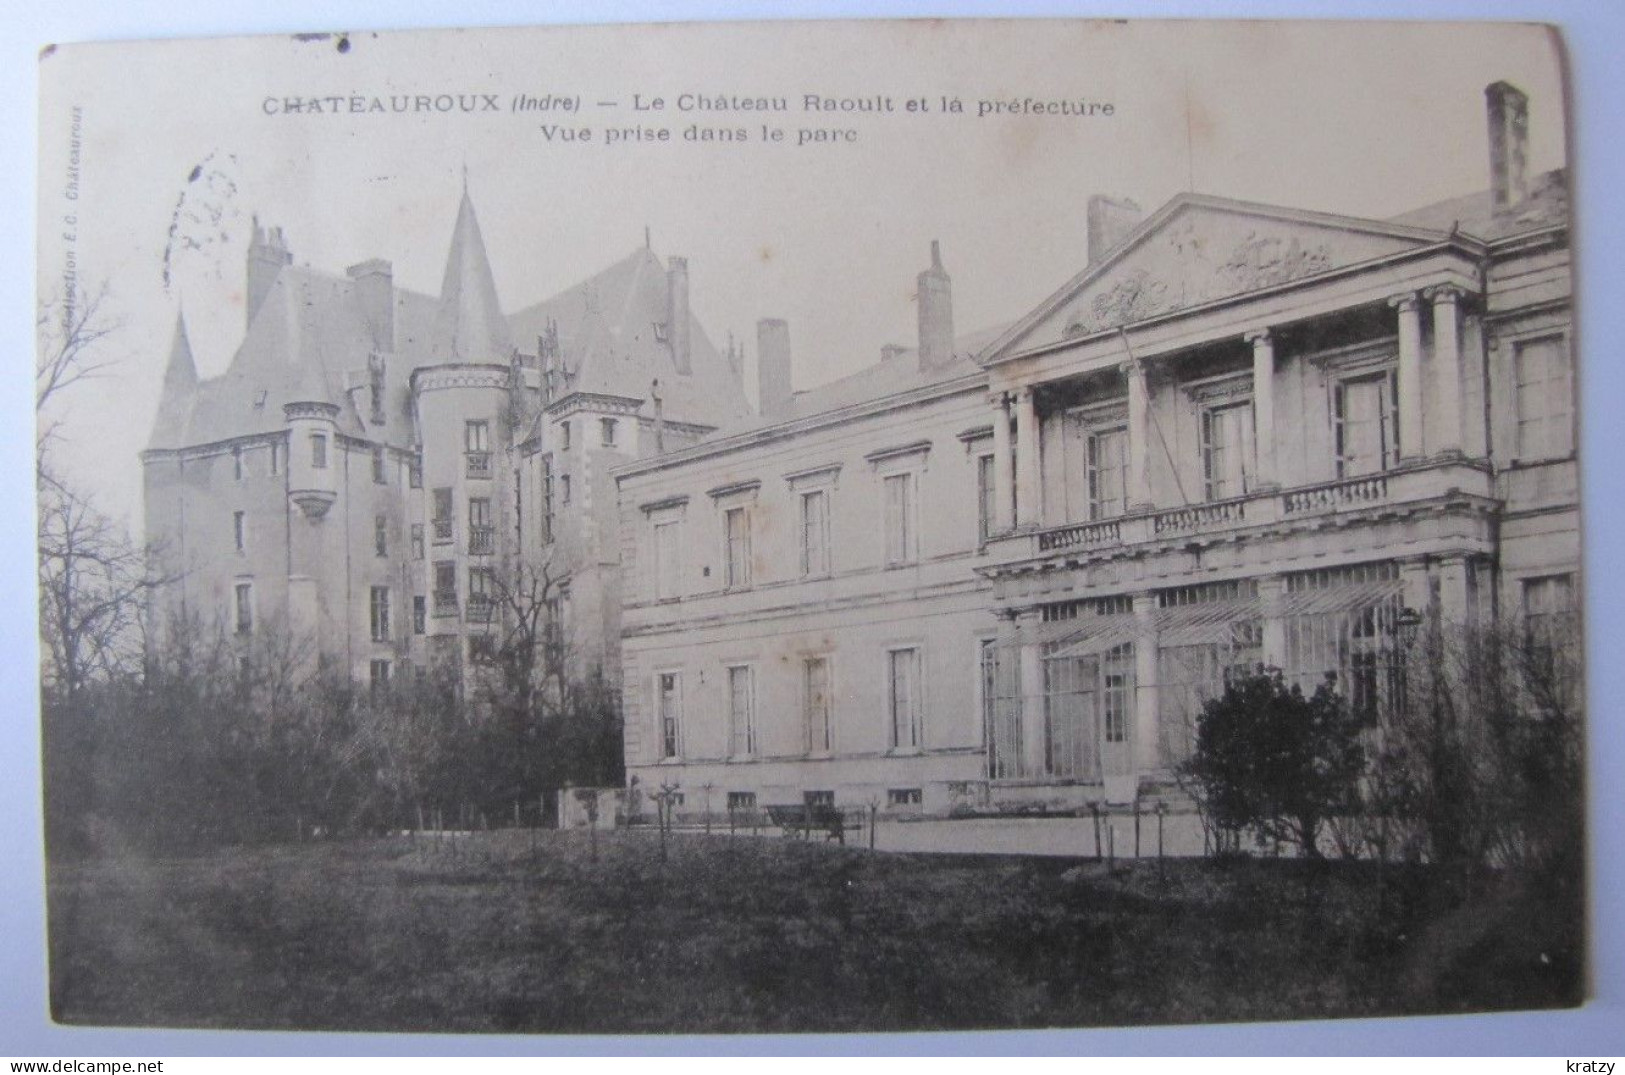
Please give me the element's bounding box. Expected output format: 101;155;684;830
658;671;682;759
233;510;246;553
408;456;422;489
560;420;572;451
800;489;830;576
433;561;457;614
469;634;497;665
1523;573;1577;640
410;523;425;560
468;568;495;622
804;790;835;808
374;514;388;557
432;487;454;543
233;446;243;482
465;420;491;478
540;455;556;544
1087;426;1128;519
888;788;923;807
370;585;391;642
468;497;493;555
977;453;997;543
1335;370;1399;477
883;473;916;566
727;665;756;757
653;519;680;600
369;658;391;693
412;595;426;635
888;647;921;749
372;445;386;484
234;582;253;634
727;791;757;810
310;433;327;469
724;506;752;587
1201;402;1254;501
804;656;832;754
1515;335;1574;461
270;442;281;476
561;474;572;506
1102;642;1133;744
601;417;617;447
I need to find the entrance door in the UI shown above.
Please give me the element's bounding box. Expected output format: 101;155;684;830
1099;642;1135;798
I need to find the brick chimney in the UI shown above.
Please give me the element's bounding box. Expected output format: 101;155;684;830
917;240;954;372
246;217;292;330
1087;195;1142;264
1486;81;1530;213
757;318;793;417
346;258;395;352
667;256;692;375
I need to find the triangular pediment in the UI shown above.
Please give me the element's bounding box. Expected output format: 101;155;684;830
984;195;1449;361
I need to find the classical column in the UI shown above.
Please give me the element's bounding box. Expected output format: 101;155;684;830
1013;386;1042;528
1124;357;1152;510
1246;328;1277;489
1426;285;1465;459
1016;609;1047;778
1132;593;1160;776
990;392;1014;534
1258;574;1287;669
1390;294;1424;461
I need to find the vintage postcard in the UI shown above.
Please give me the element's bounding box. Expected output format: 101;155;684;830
35;19;1581;1034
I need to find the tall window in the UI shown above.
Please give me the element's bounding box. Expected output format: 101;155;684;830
408;456;422;488
1334;370;1399;477
234;582;253;634
465;420;491;478
601;418;617;447
883;473;916;566
800;489;830;576
412;595;426;635
310;433;328;469
658;671;682;759
372;445;386;484
1523;574;1577;636
370;586;391;642
1515;335;1574;461
270;442;281;476
653;519;681;600
233;446;243;482
888;647;921;749
410;523;425;561
432;487;454;543
560;420;572;452
468;497;493;554
233;510;246;553
561;474;572;506
374;514;388;557
727;665;756;757
468;567;494;621
433;561;457;613
1102;642;1133;744
976;454;997;543
369;659;391;694
1201;402;1254;500
724;506;752;587
540;454;556;544
805;656;832;753
1087;426;1128;519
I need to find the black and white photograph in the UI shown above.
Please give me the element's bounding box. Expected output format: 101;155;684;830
29;16;1589;1039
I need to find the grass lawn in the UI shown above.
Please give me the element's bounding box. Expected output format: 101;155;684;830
45;829;1583;1034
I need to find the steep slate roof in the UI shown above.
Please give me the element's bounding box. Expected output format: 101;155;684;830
432;189;514;364
146;314;199;451
507;247;752;431
1387;168;1568;241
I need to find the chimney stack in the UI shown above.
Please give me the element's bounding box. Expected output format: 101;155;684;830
347;258;395;352
667;256;692;375
246;217;292;330
757;318;793;417
1087;195;1142;264
917;240;955;372
1486;81;1530;213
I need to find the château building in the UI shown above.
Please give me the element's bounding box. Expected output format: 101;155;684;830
613;81;1577;815
142;183;750;687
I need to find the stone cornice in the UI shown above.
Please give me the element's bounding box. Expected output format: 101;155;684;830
410;364;511;393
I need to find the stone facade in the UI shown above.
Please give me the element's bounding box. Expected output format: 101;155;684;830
615;81;1578;816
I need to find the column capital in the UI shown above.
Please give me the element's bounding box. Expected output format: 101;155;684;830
1423;284;1466;306
1119;356;1147;379
1013;384;1035;404
987;390;1011;408
1387;292;1421;313
1243;327;1273;346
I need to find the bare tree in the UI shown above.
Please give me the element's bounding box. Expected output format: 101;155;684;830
36;283;119;462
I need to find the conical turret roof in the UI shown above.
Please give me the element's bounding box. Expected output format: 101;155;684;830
146;313;199;450
431;187;513;364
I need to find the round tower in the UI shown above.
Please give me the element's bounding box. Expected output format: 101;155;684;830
283;400;340;518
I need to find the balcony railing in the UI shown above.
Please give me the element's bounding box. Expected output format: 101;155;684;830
465;450;493;479
466;596;495;624
432;591;459;616
992;459;1492;568
468;526;495;555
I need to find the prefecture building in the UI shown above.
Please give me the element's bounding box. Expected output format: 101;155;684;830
614;81;1577;815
